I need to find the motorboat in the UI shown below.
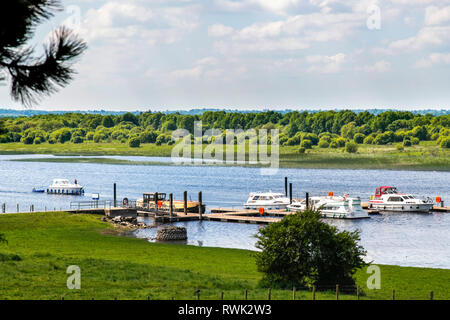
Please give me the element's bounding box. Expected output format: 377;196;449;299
288;194;369;219
368;186;433;213
47;179;84;196
244;191;291;210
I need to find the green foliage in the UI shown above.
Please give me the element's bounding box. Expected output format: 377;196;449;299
128;137;141;148
353;133;365;144
255;210;366;288
0;233;7;245
300;139;312;149
297;147;306;154
345;141;358;153
440;137;450;148
318;140;329;148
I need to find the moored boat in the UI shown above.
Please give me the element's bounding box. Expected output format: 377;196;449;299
288;194;369;219
244;191;291;210
368;186;433;213
47;179;84;196
137;192;205;213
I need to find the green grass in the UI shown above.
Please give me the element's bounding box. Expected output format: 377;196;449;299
0;212;448;300
1;141;449;171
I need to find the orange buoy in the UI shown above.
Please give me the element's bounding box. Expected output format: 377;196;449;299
328;191;334;197
436;197;442;203
259;207;265;215
157;201;163;208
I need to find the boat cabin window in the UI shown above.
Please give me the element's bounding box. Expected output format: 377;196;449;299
252;196;260;200
387;196;403;202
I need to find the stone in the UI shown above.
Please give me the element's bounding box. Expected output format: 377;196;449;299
156;226;187;241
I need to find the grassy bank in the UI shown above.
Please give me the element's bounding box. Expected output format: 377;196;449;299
1;141;449;171
0;212;449;300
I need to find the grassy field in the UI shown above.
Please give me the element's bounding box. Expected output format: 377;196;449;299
0;212;448;300
1;141;449;171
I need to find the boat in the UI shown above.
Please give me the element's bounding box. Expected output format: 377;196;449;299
287;194;369;219
368;186;433;213
244;191;291;210
47;179;84;196
32;188;45;193
137;192;206;213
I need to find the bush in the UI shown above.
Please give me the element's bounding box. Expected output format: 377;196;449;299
297;147;306;154
353;133;365;144
72;136;84;144
335;137;346;147
129;137;141;148
411;137;420;145
329;141;338;148
396;144;404;151
440;137;450;148
318;140;329;148
403;139;412;147
255;210;366;288
363;136;374;144
22;136;34;145
300;139;312;149
34;137;42;145
345;141;358;153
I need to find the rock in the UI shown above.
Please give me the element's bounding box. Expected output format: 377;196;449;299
156;226;187;241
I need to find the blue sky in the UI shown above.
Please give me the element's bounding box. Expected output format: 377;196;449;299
1;0;450;111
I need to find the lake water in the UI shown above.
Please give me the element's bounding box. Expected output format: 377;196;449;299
0;154;449;269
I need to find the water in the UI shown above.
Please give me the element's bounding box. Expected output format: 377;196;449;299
0;154;449;269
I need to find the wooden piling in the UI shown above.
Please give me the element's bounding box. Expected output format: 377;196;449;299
113;183;117;208
198;191;203;220
184;191;188;216
285;177;288;197
169;193;173;217
289;183;293;204
306;192;309;209
154;192;159;212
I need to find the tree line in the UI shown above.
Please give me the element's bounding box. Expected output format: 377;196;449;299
0;110;449;150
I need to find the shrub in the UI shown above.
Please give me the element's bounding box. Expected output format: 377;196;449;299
363;136;374;144
335;137;346;147
85;132;94;141
403;139;412;147
440;137;450;148
129;137;141;148
396;144;404;151
72;136;84;144
353;133;365;144
297;147;306;154
300;139;312;149
329;141;338;148
318;140;329;148
345;141;358;153
22;136;34;144
411;137;420;145
255;210;366;288
34;137;42;144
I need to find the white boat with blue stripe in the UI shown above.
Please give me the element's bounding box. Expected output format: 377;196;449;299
47;179;84;196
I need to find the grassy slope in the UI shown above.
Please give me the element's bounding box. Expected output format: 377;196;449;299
1;141;449;170
0;212;449;300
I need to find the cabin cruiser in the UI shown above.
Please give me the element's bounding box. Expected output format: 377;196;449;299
244;191;291;210
288;194;369;219
47;179;84;196
368;186;433;213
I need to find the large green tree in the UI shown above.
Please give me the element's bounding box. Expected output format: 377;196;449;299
255;210;366;288
0;0;87;106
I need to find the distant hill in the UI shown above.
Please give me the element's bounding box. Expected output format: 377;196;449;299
0;107;448;118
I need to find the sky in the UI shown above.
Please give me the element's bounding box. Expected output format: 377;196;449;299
1;0;450;111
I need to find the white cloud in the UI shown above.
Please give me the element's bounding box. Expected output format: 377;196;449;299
306;53;346;73
425;5;450;25
214;0;302;15
415;53;450;68
362;60;391;73
208;24;234;37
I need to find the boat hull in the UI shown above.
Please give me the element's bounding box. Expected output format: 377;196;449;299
369;202;433;213
47;187;84;196
244;203;289;210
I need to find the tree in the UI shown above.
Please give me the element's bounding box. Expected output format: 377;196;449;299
0;0;87;106
101;116;115;128
255;210;366;288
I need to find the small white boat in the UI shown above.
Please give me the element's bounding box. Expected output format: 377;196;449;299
368;186;433;213
288;194;369;219
244;191;290;210
47;179;84;196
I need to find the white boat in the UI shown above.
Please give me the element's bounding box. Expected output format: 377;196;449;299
368;186;433;213
288;194;369;219
47;179;84;196
244;191;291;210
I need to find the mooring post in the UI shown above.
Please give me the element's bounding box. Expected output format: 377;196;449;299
154;192;159;212
113;183;117;208
306;192;310;210
289;183;293;204
285;177;288;197
169;193;173;218
184;191;188;216
198;191;203;220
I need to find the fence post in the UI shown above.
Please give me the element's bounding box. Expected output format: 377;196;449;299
312;286;316;300
357;286;360;300
2;203;5;213
17;204;19;213
267;288;271;300
392;289;395;300
430;291;434;300
244;289;248;300
336;285;339;300
293;287;296;300
220;292;224;300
